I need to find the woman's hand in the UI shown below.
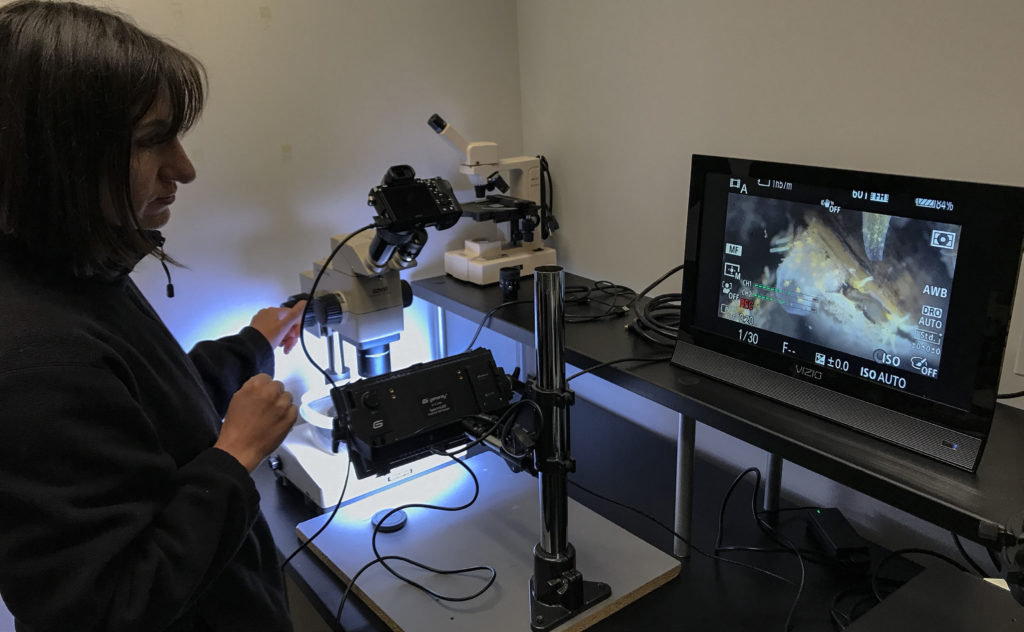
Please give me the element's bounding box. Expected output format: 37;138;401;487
215;373;298;472
249;301;306;354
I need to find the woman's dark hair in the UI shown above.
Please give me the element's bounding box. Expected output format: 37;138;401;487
0;0;204;274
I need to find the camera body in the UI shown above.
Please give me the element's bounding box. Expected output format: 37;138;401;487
363;165;463;271
368;165;462;233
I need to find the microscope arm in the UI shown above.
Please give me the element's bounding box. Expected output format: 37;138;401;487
430;112;541;203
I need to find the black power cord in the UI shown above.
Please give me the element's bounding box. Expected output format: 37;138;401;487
713;467;806;632
565;281;637;323
566;356;672;382
280;460;353;572
565;477;795;586
299;224;377;387
951;531;991;577
493;398;544;459
492;383;793;587
459;299;532;354
997;391;1024;399
628;263;686;347
334;449;497;623
826;533;986;628
538;155;558;238
829;583;895;630
459;264;686;352
715;483;840;567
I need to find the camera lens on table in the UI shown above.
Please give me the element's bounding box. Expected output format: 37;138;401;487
499;266;521;301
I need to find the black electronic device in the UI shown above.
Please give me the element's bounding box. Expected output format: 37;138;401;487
674;155;1024;471
367;164;462;233
806;508;870;566
331;348;512;478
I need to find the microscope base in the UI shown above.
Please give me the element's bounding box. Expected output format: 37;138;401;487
444;241;556;285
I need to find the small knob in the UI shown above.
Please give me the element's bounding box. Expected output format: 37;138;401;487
401;280;414;308
312;293;345;328
361;391;380;409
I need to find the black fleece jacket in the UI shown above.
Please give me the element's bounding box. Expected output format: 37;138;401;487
0;244;291;631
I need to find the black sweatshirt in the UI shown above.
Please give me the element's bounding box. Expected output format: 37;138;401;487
0;244;292;632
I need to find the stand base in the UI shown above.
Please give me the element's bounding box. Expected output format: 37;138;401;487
445;241;557;285
529;577;612;632
296;451;679;632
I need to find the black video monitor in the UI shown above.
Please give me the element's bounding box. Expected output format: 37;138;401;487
674;155;1024;471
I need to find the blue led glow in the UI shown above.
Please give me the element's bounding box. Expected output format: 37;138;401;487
325;458;475;528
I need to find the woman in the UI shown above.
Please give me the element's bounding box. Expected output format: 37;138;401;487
0;2;301;630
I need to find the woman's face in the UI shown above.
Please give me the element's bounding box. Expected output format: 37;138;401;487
129;99;196;230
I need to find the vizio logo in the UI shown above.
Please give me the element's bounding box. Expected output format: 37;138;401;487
793;364;823;381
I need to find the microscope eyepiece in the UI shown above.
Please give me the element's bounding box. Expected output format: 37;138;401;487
428;113;447;133
381;165;416;186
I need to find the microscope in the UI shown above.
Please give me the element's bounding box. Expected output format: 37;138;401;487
428;113;558;285
270;165;463;510
276;166;606;630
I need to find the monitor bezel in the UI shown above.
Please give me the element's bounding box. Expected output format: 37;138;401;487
678;154;1024;446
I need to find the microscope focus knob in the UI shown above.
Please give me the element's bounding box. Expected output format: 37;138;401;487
283;293;319;329
401;280;414;308
312;293;346;329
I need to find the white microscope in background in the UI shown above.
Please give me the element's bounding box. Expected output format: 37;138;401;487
270;165;463;511
428;113;558;285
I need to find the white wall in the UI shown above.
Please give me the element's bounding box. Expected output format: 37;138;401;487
516;0;1023;564
96;0;522;390
516;0;1024;393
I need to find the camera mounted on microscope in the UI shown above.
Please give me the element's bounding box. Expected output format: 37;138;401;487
365;165;463;271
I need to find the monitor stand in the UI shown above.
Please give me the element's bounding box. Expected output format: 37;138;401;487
295;451;681;632
670;339;982;471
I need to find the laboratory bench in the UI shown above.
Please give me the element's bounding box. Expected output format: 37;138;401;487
255;270;1024;631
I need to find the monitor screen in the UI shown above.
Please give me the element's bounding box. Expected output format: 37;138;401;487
675;155;1024;470
714;186;961;406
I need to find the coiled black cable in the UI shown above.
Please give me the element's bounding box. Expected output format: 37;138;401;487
335;450;496;622
628;263;685;346
299;224;377;387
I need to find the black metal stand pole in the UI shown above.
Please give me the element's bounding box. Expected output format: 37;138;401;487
528;265;610;631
